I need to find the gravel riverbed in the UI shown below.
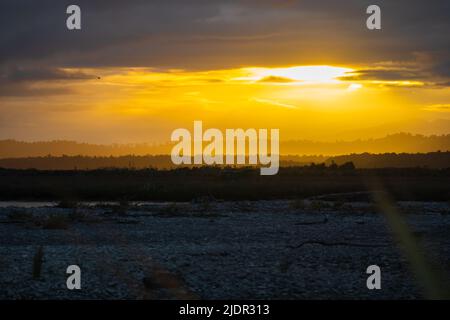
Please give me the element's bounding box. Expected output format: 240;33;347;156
0;200;449;299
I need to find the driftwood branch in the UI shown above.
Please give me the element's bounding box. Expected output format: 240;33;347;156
288;240;390;249
295;217;328;225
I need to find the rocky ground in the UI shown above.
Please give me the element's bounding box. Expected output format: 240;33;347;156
0;199;449;299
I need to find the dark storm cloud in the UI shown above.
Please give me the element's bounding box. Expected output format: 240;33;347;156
339;52;450;87
0;0;449;81
3;66;95;82
339;69;424;81
0;84;73;97
0;65;95;96
430;60;450;78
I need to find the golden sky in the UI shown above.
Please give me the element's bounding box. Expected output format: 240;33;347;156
0;1;449;144
1;64;449;143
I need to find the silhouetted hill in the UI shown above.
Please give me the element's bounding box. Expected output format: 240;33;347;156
281;133;450;155
0;140;172;158
326;152;450;169
1;133;449;158
0;155;176;170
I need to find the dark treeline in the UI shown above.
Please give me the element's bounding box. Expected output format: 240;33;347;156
0;140;172;158
0;151;449;170
0;166;448;201
0;154;323;170
0;155;177;170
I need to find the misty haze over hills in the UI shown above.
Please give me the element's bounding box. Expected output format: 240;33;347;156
0;133;449;170
1;133;449;158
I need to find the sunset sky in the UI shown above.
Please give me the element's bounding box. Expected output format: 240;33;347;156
0;0;449;144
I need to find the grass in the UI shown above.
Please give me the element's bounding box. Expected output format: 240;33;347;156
237;201;255;212
196;199;216;214
0;167;448;201
57;199;79;209
119;199;130;207
440;207;450;215
444;201;450;215
309;200;331;211
43;214;69;230
102;200;130;216
109;199;130;216
32;246;44;280
290;199;306;210
68;209;87;222
157;203;190;217
332;200;346;210
7;210;33;221
156;202;222;218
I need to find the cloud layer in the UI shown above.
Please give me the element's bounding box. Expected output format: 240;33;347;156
1;0;449;69
0;0;449;143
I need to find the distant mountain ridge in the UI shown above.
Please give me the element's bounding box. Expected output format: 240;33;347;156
0;140;172;158
0;133;449;158
326;152;450;169
281;133;450;155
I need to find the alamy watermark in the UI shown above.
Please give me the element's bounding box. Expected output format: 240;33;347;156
66;265;81;290
366;265;381;290
66;5;81;30
171;121;279;175
366;5;381;30
66;4;381;31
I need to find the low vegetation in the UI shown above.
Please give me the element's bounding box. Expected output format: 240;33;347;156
68;209;87;222
0;167;448;202
42;214;69;230
7;210;33;221
290;199;306;210
32;246;44;280
57;199;79;209
157;203;191;217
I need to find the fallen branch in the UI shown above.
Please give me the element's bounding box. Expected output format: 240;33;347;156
288;240;390;249
295;217;328;225
0;220;26;224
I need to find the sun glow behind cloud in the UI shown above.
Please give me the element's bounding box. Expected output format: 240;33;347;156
88;65;368;115
238;66;354;84
1;64;448;143
347;83;363;92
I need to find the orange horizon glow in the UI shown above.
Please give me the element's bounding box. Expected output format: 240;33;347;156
0;64;449;144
